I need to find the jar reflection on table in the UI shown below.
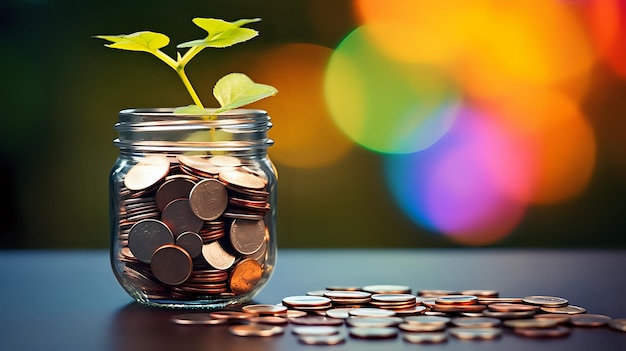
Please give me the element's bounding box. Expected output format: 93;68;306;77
109;108;277;309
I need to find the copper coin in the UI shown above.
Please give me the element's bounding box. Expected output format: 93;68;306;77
349;327;398;339
307;290;332;297
175;231;203;258
540;305;586;314
128;219;174;263
242;304;287;316
417;289;458;297
570;314;612;327
248;316;288;325
150;244;193;285
286;310;308;319
449;327;502;340
298;334;346;345
289;316;345;326
346;317;403;328
229;324;284;337
292;326;341;336
189;179;228;221
478;297;523;304
161;198;204;235
436;295;478;305
513;326;571;338
209;155;242;167
326;285;363;291
171;313;228;325
325;291;372;299
398;322;446;332
403;332;447;344
392;306;427;316
608;319;626;332
522;295;568;307
349;308;396;318
489;303;540;312
451;317;501;328
326;308;355;319
504;318;559;329
156;177;196;211
202;241;235;270
362;285;411;294
229;219;266;255
432;304;487;313
124;155;170;191
219;168;266;190
177;155;222;175
283;296;332;308
370;293;415;303
404;315;450;326
229;258;263;295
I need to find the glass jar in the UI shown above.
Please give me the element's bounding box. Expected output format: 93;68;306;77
109;108;277;309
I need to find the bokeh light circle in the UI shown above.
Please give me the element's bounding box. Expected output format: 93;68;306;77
247;43;354;168
324;26;460;154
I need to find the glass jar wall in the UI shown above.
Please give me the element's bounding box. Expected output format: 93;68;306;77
109;108;277;309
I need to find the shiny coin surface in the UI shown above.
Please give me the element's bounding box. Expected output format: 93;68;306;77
242;304;288;316
362;285;411;294
171;313;228;325
482;309;536;319
161;198;204;236
403;332;447;344
398;322;446;332
188;179;228;221
156;177;196;211
460;290;499;298
349;327;398;339
209;311;252;320
298;334;346;345
150;244;193;285
124;155;170;191
370;293;416;302
283;296;332;308
436;295;478;305
325;291;372;299
175;231;203;258
451;317;501;328
503;318;559;329
229;324;284;337
522;295;568;307
488;303;540;312
229;258;263;294
513;326;571;338
292;326;340;336
570;314;612;327
478;297;523;304
449;327;502;340
202;241;235;270
220;168;266;190
433;304;487;313
345;317;403;328
349;308;396;318
404;315;451;326
229;219;266;255
326;308;355;319
417;289;459;297
286;310;308;319
608;319;626;332
128;219;174;263
540;305;586;314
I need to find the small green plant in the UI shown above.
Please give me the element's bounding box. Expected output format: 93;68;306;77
95;17;277;113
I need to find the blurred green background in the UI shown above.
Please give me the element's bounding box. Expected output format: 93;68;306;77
1;0;625;249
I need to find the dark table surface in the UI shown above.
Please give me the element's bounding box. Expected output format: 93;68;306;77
1;249;625;351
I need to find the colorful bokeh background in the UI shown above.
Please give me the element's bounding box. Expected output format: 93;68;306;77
1;0;625;248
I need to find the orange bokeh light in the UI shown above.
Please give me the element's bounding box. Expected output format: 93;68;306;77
247;43;354;168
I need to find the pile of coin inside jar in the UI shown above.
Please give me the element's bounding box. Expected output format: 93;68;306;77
115;154;271;300
170;285;626;344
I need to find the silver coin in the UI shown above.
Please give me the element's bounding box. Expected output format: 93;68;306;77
348;308;396;318
449;327;502;340
522;295;568;307
201;241;235;270
298;334;346;345
451;317;501;328
540;305;586;314
403;332;447;344
362;285;411;294
349;327;398;339
292;326;340;336
345;317;403;328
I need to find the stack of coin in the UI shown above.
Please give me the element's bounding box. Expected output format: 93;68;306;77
171;286;626;345
114;154;272;300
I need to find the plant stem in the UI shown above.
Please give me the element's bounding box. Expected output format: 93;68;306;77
177;67;204;108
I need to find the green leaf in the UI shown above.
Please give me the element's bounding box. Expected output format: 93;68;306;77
177;18;259;48
94;31;170;53
213;73;278;113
